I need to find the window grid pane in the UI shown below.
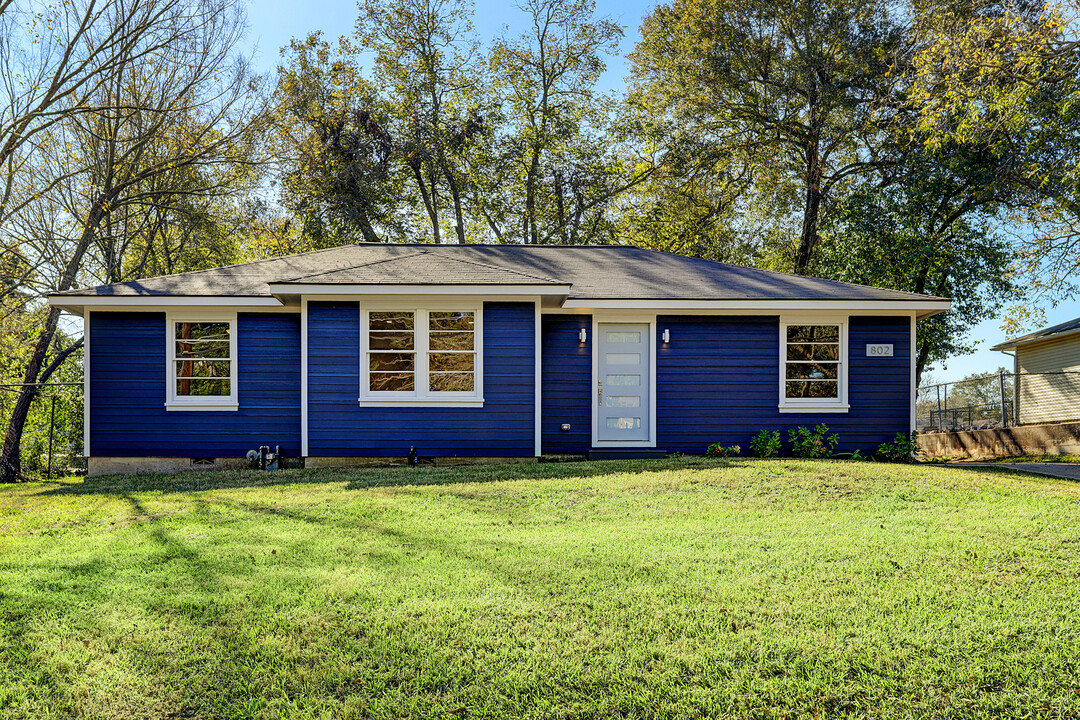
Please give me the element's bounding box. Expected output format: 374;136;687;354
366;310;479;396
174;321;232;398
784;325;840;400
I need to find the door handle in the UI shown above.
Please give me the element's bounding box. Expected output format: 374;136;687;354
598;386;603;406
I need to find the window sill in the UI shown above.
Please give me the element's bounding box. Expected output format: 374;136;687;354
165;402;239;412
358;397;484;408
778;403;850;414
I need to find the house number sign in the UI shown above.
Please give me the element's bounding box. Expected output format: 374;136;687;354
866;343;894;357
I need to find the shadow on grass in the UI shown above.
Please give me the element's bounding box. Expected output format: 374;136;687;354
33;457;735;497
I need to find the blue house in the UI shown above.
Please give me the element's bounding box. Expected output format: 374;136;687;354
48;244;950;475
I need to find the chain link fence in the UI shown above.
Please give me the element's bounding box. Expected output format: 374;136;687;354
0;382;84;478
917;370;1080;432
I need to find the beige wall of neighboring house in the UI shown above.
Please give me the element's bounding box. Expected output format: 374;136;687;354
1013;333;1080;425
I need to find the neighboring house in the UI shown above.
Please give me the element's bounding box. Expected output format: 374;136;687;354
992;316;1080;425
48;244;950;475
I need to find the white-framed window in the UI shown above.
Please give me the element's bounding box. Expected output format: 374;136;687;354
166;313;238;411
360;305;483;406
778;318;849;413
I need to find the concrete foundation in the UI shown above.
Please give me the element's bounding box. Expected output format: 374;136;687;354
304;456;537;469
87;455;539;476
87;456;252;477
918;421;1080;460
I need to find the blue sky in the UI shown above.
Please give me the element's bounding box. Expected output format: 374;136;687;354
242;0;1080;382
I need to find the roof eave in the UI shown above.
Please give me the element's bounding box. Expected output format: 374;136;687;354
47;294;287;312
561;298;951;317
267;282;572;298
991;325;1080;352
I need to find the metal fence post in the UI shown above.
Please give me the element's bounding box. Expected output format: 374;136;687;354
47;395;56;478
999;370;1007;427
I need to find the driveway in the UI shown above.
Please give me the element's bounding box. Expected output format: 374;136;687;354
950;462;1080;481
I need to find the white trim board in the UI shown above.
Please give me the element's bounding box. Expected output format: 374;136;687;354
271;283;570;297
301;297;309;457
82;311;90;458
49;296;288;309
534;299;542;457
56;304;300;314
560;299;950;316
910;312;917;433
164;311;239;412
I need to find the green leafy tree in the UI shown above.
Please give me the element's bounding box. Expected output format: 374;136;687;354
271;34;405;246
904;0;1080;317
0;0;267;482
485;0;634;245
629;0;902;272
356;0;486;244
818;149;1017;382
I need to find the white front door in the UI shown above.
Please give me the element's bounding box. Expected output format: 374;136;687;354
596;323;651;444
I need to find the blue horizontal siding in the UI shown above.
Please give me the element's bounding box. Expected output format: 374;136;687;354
539;315;911;455
307;301;535;457
655;315;911;453
540;315;592;454
88;312;302;457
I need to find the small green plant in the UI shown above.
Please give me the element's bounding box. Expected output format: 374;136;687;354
749;430;782;458
877;431;918;463
788;424;839;458
706;442;741;457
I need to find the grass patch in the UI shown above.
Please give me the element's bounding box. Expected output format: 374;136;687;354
1;458;1079;718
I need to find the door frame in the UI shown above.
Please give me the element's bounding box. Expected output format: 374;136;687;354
591;311;658;448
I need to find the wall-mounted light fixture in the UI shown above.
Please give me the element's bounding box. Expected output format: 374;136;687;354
579;328;588;343
662;328;671;343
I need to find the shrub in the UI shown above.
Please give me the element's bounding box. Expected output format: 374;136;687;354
788;424;839;458
877;432;918;463
749;430;781;458
706;442;741;457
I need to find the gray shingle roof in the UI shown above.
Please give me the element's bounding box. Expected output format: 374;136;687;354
277;250;563;285
991;316;1080;351
51;243;949;303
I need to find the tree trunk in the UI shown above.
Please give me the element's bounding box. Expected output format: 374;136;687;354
553;167;568;244
0;200;105;482
915;331;931;387
409;160;441;244
443;163;467;244
794;143;823;274
524;145;541;244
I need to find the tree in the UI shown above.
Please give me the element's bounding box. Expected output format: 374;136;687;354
270;33;404;246
819;154;1016;383
903;0;1080;312
485;0;634;245
0;0;251;298
0;0;267;482
629;0;903;272
356;0;484;244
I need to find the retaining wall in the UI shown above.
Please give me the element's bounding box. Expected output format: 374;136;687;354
918;421;1080;460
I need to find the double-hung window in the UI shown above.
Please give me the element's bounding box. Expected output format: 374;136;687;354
166;315;238;410
779;320;848;412
362;307;482;405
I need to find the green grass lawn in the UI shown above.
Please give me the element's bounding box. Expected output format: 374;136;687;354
1;459;1079;719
